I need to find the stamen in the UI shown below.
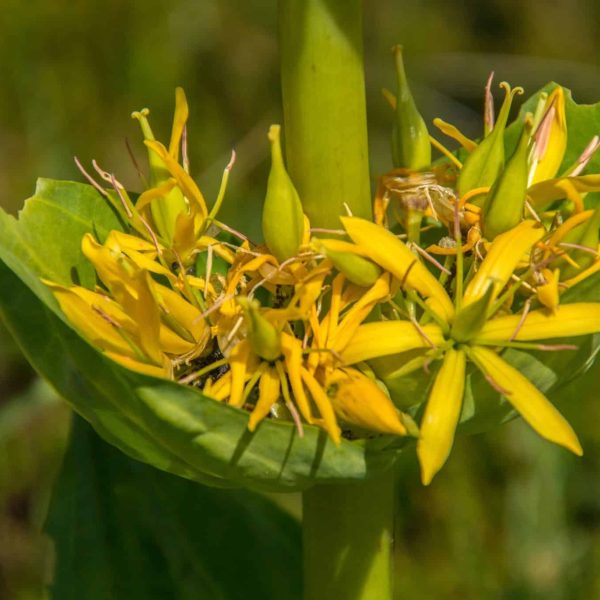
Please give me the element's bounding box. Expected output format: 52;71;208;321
558;242;600;257
453;193;464;308
109;174;133;219
524;199;542;223
275;361;304;437
343;202;354;217
409;242;452;275
458;187;489;209
207;149;236;224
409;315;437;349
225;315;244;345
509;298;531;342
91;304;121;328
181;125;190;173
125;137;147;186
204;244;213;297
429;136;463;169
310;228;347;235
484;71;495;135
74;157;109;198
192;293;234;324
179;358;228;385
484;372;510;396
212;219;249;242
569;135;600;177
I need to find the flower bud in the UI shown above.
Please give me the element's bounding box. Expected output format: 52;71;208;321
313;238;381;287
391;46;431;170
132;88;190;244
237;297;282;362
262;125;305;263
482;119;531;239
458;82;524;197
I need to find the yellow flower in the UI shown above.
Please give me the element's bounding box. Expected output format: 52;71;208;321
337;217;600;484
45;231;210;378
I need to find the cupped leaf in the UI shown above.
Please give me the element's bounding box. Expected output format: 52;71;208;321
46;416;302;600
0;179;398;492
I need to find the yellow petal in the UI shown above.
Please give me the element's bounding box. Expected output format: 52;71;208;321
106;230;159;255
135;179;178;213
530;86;567;184
469;346;582;455
280;333;314;423
145;140;208;221
248;366;281;431
329;275;390;352
341;321;445;364
327;368;407;435
300;367;341;444
433;117;477;152
168;87;189;161
417;348;466;485
341;216;454;323
120;271;163;365
228;340;252;408
105;351;170;378
45;282;135;357
462;220;544;307
536;268;560;312
528;174;600;211
152;282;205;342
473;303;600;344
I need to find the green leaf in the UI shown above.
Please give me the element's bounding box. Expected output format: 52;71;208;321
0;179;398;491
46;416;302;600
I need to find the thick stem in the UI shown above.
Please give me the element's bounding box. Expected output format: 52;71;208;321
278;1;392;596
302;470;395;600
279;0;372;228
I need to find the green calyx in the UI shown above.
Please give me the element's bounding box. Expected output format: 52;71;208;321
314;240;381;287
262;124;305;263
458;82;524;197
482;118;532;240
391;45;431;171
237;297;282;362
450;286;495;342
131;92;189;244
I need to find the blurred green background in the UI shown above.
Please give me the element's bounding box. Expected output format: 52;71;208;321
0;1;599;598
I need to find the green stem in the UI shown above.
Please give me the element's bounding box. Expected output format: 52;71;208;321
279;0;372;228
302;470;395;600
279;2;393;597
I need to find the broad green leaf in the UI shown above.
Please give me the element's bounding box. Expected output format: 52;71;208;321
46;416;302;600
0;179;398;491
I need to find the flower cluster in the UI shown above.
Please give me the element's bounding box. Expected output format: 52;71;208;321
46;50;600;484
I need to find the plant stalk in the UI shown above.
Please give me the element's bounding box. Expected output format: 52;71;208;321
278;1;393;597
302;470;395;600
279;0;372;229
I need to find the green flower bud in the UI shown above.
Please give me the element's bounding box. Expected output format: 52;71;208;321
391;46;431;170
237;297;282;362
314;239;381;287
132;89;189;244
262;125;305;263
482;119;532;240
458;83;524;197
